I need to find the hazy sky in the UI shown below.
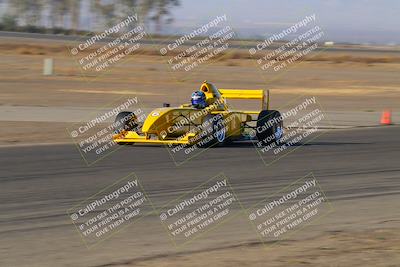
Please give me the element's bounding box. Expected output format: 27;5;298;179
167;0;400;44
0;0;398;44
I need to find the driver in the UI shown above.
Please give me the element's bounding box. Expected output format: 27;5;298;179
191;91;207;109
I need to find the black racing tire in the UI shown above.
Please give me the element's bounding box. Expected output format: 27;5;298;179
256;110;283;145
198;114;227;147
114;111;138;134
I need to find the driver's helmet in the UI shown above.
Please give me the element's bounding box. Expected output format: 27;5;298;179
191;91;207;109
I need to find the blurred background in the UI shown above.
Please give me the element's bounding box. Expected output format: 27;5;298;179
0;2;400;267
0;0;399;44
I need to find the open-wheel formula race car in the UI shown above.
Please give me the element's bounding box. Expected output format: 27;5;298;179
112;81;283;147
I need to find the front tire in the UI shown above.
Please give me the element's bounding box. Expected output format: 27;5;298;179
198;114;227;147
114;111;138;134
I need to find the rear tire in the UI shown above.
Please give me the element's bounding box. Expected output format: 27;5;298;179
256;110;283;145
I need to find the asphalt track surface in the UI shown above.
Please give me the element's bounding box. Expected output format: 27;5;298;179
0;126;399;266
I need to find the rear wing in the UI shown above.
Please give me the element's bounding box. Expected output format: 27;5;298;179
219;89;269;112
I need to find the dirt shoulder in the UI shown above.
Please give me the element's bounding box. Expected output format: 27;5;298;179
127;228;400;267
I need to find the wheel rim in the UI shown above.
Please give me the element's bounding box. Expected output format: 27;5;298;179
274;123;283;141
215;120;226;143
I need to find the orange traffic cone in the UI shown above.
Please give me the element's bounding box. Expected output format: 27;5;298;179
380;109;392;125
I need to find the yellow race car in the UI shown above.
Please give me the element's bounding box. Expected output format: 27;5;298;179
112;81;283;147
